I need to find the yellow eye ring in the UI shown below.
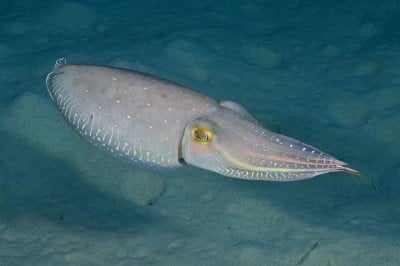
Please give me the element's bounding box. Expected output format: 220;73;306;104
192;126;213;144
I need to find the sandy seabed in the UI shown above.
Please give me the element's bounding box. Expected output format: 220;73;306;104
0;1;399;265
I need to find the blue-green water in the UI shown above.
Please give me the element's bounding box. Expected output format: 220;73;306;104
0;1;399;265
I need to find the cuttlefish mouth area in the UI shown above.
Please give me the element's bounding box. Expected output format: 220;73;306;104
181;114;360;181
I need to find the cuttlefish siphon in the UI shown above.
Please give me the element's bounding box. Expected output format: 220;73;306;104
46;58;360;181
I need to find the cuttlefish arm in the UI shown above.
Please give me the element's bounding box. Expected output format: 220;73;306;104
46;58;360;181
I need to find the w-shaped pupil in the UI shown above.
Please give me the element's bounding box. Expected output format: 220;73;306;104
195;130;208;141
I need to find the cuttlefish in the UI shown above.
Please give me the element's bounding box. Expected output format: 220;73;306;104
46;58;360;181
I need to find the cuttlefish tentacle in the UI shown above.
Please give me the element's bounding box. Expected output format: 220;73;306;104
46;58;360;181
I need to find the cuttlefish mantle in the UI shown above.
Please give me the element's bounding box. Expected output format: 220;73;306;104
46;58;360;181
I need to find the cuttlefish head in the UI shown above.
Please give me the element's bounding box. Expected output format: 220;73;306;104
180;103;360;181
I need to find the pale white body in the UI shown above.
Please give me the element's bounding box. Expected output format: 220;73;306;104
46;59;359;181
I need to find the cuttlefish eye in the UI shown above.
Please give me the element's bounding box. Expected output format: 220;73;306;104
192;126;213;144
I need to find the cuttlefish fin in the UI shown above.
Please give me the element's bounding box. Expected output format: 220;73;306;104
219;100;262;126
